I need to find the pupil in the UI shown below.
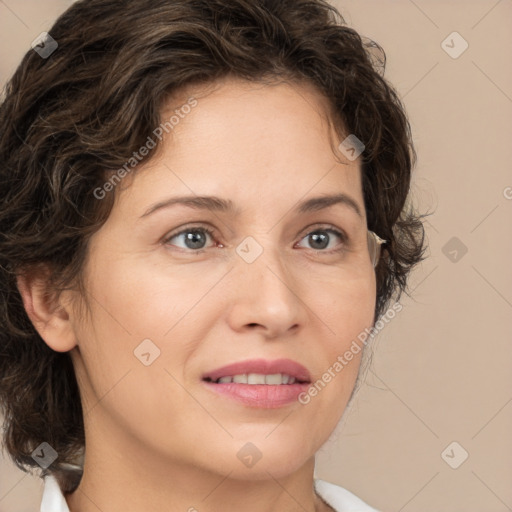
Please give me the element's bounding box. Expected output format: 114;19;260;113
185;231;206;249
310;232;328;250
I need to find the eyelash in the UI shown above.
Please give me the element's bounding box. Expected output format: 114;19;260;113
162;223;349;255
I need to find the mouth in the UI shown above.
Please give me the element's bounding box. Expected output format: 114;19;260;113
203;373;309;385
201;358;311;409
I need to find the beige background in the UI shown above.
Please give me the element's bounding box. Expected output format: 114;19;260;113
1;1;511;511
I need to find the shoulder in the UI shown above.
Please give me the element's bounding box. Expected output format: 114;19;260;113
314;479;381;512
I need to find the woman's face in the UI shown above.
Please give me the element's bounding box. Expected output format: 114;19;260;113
67;77;377;479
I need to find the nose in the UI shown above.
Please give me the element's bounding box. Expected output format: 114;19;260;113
225;243;305;339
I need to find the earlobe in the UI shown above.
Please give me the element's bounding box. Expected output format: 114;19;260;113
16;268;78;353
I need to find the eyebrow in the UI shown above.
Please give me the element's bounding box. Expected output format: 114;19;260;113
139;193;363;219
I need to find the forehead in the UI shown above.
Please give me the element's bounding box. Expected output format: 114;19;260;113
115;77;364;219
165;76;346;162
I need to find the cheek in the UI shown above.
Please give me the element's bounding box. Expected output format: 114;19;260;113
311;270;376;390
82;254;194;339
70;261;197;442
73;254;214;396
290;275;375;455
314;266;377;335
70;259;171;386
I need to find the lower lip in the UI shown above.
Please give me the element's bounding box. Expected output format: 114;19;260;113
202;381;310;408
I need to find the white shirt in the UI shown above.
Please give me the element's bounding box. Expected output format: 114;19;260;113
40;474;380;512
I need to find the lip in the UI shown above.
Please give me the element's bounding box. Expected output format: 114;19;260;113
201;358;311;409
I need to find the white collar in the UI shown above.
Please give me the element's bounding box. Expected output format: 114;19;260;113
40;474;379;512
314;479;380;511
40;474;71;512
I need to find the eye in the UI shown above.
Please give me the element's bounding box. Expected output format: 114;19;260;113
163;225;217;252
163;224;348;254
295;225;348;253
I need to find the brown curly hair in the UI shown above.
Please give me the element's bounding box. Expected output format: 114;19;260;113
0;0;427;494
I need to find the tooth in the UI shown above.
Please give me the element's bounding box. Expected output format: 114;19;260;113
218;376;232;383
247;373;266;384
265;373;283;385
233;374;248;384
281;374;290;384
288;377;296;384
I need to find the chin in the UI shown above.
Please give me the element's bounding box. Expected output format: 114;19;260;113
201;433;317;480
224;456;312;482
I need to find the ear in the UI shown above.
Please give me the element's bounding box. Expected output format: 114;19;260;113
16;266;78;353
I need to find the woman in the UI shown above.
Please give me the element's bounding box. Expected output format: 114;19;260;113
0;0;426;511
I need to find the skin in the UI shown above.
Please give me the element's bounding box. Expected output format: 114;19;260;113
17;77;377;512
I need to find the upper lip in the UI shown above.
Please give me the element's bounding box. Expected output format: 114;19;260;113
202;358;311;383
